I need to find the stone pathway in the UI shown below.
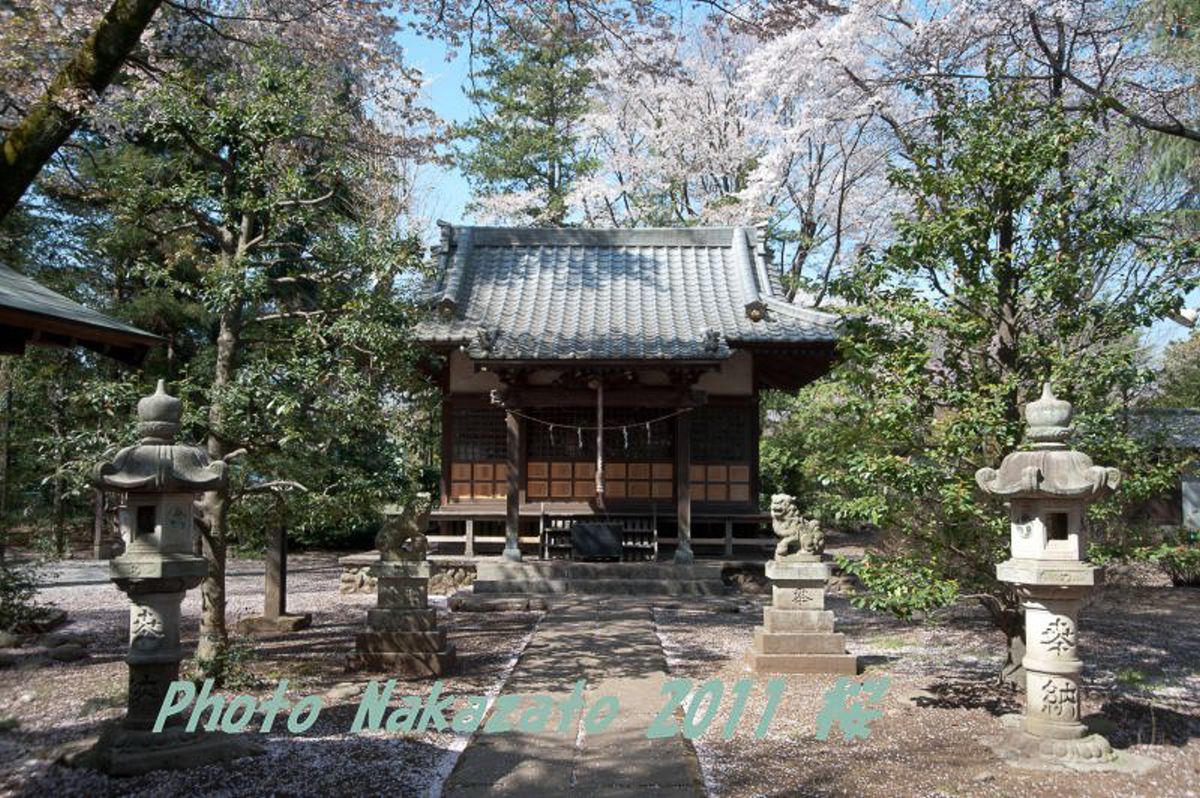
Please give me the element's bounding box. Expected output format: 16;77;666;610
442;598;706;797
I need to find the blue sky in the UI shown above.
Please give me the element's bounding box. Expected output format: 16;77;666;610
398;29;474;232
391;23;1193;355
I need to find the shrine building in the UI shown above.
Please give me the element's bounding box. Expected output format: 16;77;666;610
416;224;840;562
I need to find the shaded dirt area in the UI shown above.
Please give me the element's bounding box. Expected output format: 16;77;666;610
0;553;538;797
653;583;1200;798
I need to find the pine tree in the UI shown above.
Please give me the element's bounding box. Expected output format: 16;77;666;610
456;13;597;226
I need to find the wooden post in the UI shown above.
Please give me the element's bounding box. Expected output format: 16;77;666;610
504;410;522;561
237;513;310;634
724;518;734;558
93;488;104;560
440;400;452;506
265;520;286;619
674;412;694;564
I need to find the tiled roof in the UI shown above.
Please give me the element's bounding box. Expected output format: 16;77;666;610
0;264;160;364
1127;408;1200;450
416;225;840;361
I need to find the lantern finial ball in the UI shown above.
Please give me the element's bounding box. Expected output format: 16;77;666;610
1025;382;1072;447
136;379;182;443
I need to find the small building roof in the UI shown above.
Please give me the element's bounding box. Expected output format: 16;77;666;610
416;224;840;362
0;263;160;365
1127;408;1200;450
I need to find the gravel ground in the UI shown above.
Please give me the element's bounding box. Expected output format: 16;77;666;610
1;554;1197;797
0;553;538;797
653;583;1200;798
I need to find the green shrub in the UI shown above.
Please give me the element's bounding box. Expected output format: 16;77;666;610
0;561;53;631
836;553;961;621
1141;529;1200;587
189;635;260;690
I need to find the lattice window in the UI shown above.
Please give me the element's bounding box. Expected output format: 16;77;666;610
690;405;753;462
450;408;506;461
527;409;596;460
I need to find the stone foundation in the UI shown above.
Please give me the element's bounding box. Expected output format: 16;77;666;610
76;723;263;777
748;560;857;675
235;613;312;635
339;554;475;595
347;561;455;676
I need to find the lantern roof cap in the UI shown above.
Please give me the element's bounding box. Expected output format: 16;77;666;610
93;381;226;493
974;383;1120;500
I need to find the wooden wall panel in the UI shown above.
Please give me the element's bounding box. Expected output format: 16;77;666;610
692;461;752;504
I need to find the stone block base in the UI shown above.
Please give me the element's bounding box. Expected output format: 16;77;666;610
366;608;438;631
747;651;858;675
69;723;263;777
235;613;312;636
347;644;456;676
752;628;845;654
982;715;1158;774
378;578;428;609
762;608;836;633
354;628;449;654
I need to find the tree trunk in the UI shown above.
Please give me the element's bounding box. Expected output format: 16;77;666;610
51;379;67;559
0;358;10;565
0;0;164;221
197;305;241;664
978;594;1025;688
995;201;1020;426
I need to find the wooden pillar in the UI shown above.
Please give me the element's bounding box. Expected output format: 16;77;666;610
265;520;286;619
724;518;734;558
439;399;452;506
92;488;104;560
674;412;694;564
504;410;522;561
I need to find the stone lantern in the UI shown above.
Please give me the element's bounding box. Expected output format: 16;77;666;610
87;381;259;775
976;383;1125;769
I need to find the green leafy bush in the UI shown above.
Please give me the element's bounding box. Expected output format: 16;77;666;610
836;553;961;621
0;561;53;631
189;635;260;690
1141;529;1200;587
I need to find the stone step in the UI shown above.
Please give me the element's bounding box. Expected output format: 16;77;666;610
475;561;723;581
752;629;845;655
747;651;858;675
472;578;729;597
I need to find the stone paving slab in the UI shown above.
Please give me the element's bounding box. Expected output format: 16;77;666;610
442;598;706;797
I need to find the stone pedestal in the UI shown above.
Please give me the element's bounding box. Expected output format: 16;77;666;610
748;560;857;675
987;560;1118;767
348;561;455;675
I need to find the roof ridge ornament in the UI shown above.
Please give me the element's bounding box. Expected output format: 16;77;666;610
475;327;499;353
702;328;722;353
